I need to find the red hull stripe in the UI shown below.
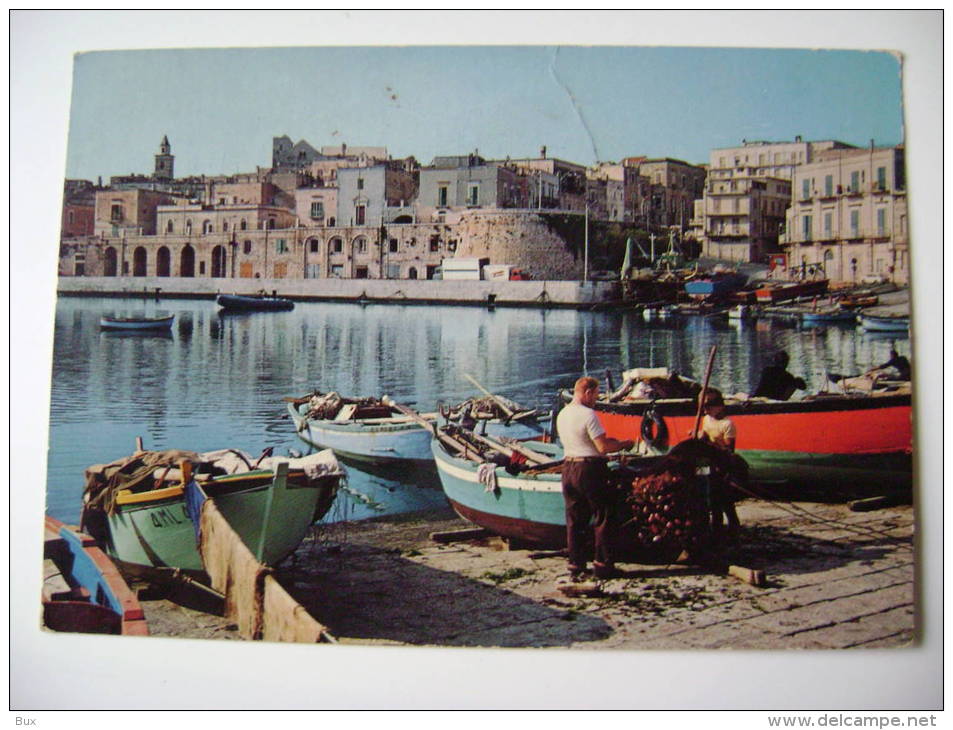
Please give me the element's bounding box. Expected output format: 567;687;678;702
598;405;912;455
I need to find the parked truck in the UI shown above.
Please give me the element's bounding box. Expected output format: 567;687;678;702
483;264;533;281
441;257;490;281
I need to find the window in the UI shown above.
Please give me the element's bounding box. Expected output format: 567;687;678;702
309;239;320;253
310;201;324;220
331;238;343;253
355;238;367;254
824;212;832;237
357;178;364;190
802;215;812;241
850;171;860;192
430;235;440;252
824;175;833;197
222;221;228;232
850;209;860;237
355;205;366;225
240;219;247;230
467;183;479;206
438;185;449;207
243;240;252;254
110;204;123;222
389;238;398;253
202;220;213;234
166;220;174;233
877;208;886;236
801;179;810;200
276;239;288;254
876;166;887;190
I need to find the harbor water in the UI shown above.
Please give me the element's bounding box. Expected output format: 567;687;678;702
44;296;910;524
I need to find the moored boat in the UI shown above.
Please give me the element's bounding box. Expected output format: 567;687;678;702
859;313;910;332
99;314;175;331
80;447;345;577
799;307;857;325
286;390;551;463
755;279;829;304
591;381;912;488
216;293;295;312
684;271;748;300
43;515;148;635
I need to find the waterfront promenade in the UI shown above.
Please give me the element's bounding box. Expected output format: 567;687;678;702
57;276;620;309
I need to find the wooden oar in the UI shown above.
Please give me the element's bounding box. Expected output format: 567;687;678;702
381;396;474;459
463;373;517;420
691;345;718;439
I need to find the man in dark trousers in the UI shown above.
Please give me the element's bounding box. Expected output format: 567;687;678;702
556;376;635;580
753;350;807;400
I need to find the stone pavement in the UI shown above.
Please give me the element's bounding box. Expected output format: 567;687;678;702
266;498;915;650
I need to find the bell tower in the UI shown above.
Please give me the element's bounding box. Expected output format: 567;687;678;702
154;135;174;180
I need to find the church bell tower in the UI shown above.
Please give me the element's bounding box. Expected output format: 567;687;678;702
154;135;174;180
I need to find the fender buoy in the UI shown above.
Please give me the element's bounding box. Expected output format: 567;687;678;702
640;407;669;450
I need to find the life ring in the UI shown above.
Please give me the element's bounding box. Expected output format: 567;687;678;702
640;407;668;450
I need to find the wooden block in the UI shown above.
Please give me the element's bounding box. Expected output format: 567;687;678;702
429;527;491;544
728;564;766;587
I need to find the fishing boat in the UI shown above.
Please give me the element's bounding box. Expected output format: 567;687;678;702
42;515;148;635
755;279;829;304
216;293;295;312
286;388;551;463
99;314;175;331
684;271;748;300
859;313;910;332
799;307;857;325
80;447;345;577
589;375;912;488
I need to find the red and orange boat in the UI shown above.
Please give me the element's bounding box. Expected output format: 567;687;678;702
592;387;912;489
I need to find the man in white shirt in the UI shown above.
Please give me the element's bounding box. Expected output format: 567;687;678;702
556;376;635;579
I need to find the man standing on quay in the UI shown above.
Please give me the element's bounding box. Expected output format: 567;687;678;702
557;376;635;580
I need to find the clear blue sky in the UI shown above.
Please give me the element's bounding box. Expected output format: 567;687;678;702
65;44;903;181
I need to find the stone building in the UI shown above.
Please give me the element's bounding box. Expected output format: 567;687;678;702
336;164;418;227
783;144;907;285
94;188;179;237
417;153;525;221
294;186;339;227
503;150;588;212
636;158;707;230
694;138;856;263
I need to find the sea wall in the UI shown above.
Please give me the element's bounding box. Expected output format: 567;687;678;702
56;276;621;309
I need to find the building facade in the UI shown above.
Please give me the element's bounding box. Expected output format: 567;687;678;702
783;145;907;285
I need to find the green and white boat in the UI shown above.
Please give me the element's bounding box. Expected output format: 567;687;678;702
80;447;345;577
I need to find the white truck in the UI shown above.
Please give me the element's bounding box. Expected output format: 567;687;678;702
440;257;490;280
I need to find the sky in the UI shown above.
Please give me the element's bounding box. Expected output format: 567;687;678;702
63;44;903;181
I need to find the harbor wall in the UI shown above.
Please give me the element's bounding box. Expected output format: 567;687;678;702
55;276;622;309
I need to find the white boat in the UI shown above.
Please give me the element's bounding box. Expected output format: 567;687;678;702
100;314;175;331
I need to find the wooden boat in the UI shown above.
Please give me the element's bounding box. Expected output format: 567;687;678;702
99;314;175;331
80;447;345;577
286;390;551;463
43;515;148;635
860;313;910;332
591;382;912;488
684;271;747;300
216;293;294;312
799;307;857;325
755;279;829;304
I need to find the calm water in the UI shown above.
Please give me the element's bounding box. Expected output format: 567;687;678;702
45;296;909;523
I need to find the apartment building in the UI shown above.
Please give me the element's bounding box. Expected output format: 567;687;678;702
696;138;855;262
336;163;418;227
417;153;525;220
635;158;707;230
783;144;907;285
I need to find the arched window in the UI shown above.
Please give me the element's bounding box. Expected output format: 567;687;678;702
211;245;227;277
156;246;171;277
353;236;367;254
133;247;148;276
180;244;195;277
408;266;418;279
103;246;118;276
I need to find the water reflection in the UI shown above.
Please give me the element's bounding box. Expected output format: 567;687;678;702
44;296;912;523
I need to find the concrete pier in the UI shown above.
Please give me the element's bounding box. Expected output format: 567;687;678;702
56;276;622;309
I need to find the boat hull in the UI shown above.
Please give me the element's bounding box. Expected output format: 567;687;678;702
216;294;294;311
755;279;829;303
100;315;174;331
595;392;912;488
288;402;550;463
98;466;339;576
860;315;909;332
431;440;568;547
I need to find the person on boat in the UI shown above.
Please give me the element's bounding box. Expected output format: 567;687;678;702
697;391;742;536
836;349;911;392
752;350;807;400
556;376;636;581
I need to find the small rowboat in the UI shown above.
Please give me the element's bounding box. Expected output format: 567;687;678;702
100;314;175;331
755;279;829;304
799;307;857;325
80;447;345;577
286;391;551;464
217;293;294;312
860;313;910;332
43;515;148;635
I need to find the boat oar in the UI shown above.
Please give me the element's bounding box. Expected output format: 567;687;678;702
462;373;517;421
691;345;718;439
381;396;473;459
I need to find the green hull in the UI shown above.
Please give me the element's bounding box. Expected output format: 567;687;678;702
743;449;912;490
104;466;338;575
